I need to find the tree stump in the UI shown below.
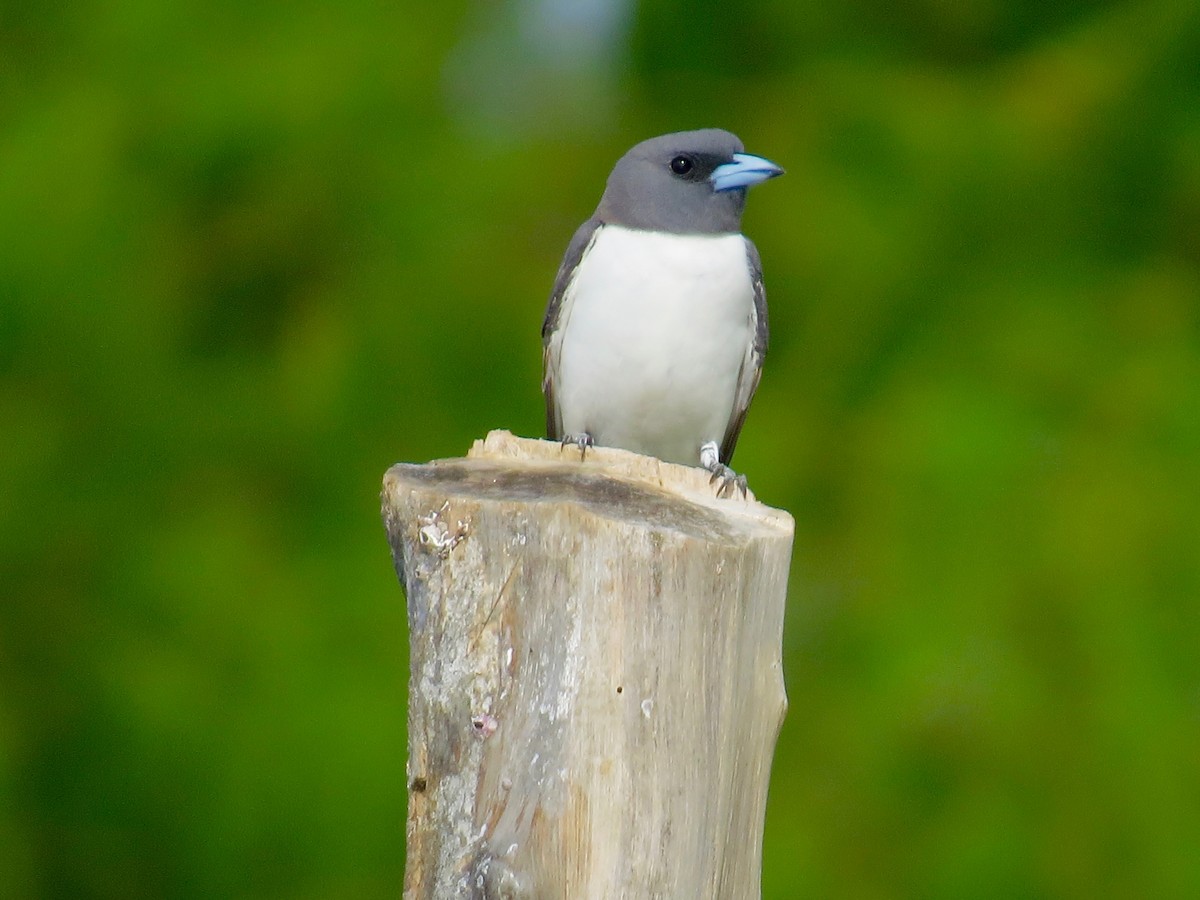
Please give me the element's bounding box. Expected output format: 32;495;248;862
381;431;793;899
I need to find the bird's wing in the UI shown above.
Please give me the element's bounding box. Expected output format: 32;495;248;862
542;218;603;440
719;236;770;464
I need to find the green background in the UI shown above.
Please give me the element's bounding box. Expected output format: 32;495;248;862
3;0;1199;896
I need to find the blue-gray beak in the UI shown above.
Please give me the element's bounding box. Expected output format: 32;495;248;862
710;153;784;193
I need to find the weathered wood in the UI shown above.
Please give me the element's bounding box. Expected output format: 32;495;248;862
381;431;792;899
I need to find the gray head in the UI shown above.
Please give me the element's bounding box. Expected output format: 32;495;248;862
594;129;783;235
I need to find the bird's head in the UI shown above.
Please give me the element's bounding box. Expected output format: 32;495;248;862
596;129;783;235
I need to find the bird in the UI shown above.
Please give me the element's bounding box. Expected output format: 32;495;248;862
541;128;783;497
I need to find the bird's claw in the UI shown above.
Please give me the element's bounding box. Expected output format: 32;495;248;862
560;432;594;460
707;464;748;499
698;440;747;499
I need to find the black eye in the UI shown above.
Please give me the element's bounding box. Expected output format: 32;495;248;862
670;155;694;176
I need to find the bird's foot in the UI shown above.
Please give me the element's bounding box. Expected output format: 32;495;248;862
559;432;594;460
708;465;749;499
699;441;748;499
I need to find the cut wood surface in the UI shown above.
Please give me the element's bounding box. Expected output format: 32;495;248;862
381;431;793;899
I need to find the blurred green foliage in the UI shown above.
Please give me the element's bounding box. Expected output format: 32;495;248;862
2;0;1199;896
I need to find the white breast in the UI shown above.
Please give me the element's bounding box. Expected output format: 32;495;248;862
550;225;755;465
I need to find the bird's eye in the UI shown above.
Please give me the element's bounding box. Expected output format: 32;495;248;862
670;155;694;176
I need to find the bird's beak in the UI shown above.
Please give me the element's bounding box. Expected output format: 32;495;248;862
709;153;785;193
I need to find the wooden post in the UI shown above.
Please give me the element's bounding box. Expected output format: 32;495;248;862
381;431;792;899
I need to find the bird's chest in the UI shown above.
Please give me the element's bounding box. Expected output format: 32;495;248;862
554;227;754;460
560;228;753;380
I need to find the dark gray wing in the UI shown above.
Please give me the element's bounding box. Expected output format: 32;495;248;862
542;217;603;440
719;237;769;463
